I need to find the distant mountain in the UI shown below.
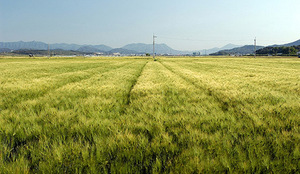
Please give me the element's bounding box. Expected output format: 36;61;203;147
199;44;241;55
0;41;113;52
210;45;264;55
108;48;140;54
11;49;85;56
269;39;300;47
0;48;13;53
77;46;105;53
55;44;112;52
122;43;184;55
0;41;48;50
0;41;266;56
282;39;300;47
220;44;241;50
92;45;112;52
50;43;82;50
211;39;300;56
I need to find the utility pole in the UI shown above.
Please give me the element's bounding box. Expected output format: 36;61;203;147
254;37;256;58
48;44;50;58
153;34;157;60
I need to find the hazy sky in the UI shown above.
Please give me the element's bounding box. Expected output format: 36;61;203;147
1;0;299;50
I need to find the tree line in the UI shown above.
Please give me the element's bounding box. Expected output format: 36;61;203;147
256;46;300;56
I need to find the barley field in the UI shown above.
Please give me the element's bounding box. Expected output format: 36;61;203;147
0;57;299;173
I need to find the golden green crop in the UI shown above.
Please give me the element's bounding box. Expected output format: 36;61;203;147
0;57;299;173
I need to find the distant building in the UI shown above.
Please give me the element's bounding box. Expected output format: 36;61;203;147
94;52;104;56
113;52;121;56
193;52;201;56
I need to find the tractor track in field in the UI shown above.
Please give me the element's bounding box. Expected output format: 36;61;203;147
158;61;209;95
158;61;255;120
125;61;149;106
158;60;298;133
159;60;280;127
0;62;133;112
161;61;300;102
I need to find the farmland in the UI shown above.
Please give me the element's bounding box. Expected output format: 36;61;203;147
0;57;299;173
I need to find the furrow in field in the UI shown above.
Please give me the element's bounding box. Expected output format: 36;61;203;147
0;61;132;111
159;60;300;132
1;60;147;118
157;60;243;121
164;59;300;95
109;61;238;172
1;58;299;173
176;59;299;77
171;58;299;75
125;61;148;106
0;61;148;163
158;61;221;101
176;60;300;95
126;61;231;121
128;60;232;131
158;61;262;125
167;59;300;96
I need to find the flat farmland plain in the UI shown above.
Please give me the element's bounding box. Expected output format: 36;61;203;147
0;57;299;173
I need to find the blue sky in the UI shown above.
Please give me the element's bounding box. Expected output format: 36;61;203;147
0;0;299;50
